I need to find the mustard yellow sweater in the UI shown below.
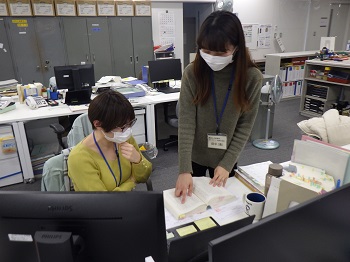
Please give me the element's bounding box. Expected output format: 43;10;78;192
68;136;152;191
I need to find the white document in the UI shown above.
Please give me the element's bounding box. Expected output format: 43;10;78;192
262;176;281;218
97;76;121;84
238;161;273;187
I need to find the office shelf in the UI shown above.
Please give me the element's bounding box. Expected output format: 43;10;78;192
265;51;317;100
300;59;350;117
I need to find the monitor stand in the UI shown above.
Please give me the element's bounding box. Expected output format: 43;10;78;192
153;81;169;89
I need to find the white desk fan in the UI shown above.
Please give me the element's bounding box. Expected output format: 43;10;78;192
253;75;283;150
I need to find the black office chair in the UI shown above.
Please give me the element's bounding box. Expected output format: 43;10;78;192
163;101;179;151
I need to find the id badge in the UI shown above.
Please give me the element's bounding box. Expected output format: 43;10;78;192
207;133;227;150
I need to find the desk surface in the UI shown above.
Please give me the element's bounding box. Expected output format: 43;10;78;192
165;177;252;230
0;92;179;125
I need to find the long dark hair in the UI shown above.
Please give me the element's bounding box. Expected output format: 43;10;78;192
193;11;256;111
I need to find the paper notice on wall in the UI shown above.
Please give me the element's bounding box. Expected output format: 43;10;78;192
159;11;175;38
242;23;258;50
258;24;272;49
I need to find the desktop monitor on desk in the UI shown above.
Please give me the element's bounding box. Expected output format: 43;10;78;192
148;59;182;93
208;183;350;262
0;191;168;262
54;64;95;105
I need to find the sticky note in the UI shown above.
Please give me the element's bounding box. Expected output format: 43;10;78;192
166;231;175;240
176;225;197;237
194;217;217;231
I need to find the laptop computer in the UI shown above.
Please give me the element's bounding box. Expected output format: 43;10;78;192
168;216;254;262
65;89;91;105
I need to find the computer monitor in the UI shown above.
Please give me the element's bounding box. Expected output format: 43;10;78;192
54;64;95;91
208;184;350;262
0;191;167;262
148;59;182;92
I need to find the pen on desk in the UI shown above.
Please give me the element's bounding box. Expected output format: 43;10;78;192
336;179;341;189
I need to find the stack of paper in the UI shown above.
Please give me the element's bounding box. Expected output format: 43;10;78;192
0;79;18;96
236;161;272;193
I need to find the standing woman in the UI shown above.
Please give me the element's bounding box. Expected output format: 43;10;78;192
175;11;262;203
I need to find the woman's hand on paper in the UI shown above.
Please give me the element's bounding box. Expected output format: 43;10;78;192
175;173;193;204
210;166;229;187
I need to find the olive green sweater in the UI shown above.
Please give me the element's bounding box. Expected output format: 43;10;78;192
178;63;263;174
68;136;152;191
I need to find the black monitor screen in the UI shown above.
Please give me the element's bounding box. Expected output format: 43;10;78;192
148;59;182;83
0;191;167;262
208;184;350;262
54;64;95;91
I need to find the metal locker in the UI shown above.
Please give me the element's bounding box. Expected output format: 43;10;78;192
33;17;67;87
86;17;113;80
109;17;135;77
62;17;90;66
131;17;153;77
6;17;43;84
0;18;16;81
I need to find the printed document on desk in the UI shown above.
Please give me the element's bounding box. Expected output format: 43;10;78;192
237;161;272;193
69;104;89;112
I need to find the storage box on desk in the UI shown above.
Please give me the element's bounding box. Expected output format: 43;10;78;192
134;0;150;16
0;0;9;16
7;0;33;16
55;0;76;16
31;0;55;16
76;0;96;16
96;0;115;16
116;0;133;16
327;70;350;84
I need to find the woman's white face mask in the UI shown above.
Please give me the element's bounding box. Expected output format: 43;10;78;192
199;49;236;71
102;128;132;144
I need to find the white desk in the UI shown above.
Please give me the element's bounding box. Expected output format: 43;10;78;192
0;92;179;183
165;177;252;230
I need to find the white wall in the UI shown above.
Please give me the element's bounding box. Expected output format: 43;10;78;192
305;0;350;51
233;0;310;60
151;2;184;63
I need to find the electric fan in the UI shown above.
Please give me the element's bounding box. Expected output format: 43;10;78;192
252;75;283;150
214;0;233;12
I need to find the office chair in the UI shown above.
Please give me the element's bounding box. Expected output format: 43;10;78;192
50;113;93;150
163;101;179;151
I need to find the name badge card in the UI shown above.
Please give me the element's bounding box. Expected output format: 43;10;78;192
207;133;227;150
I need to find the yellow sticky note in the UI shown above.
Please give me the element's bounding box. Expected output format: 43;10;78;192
194;217;217;231
176;225;197;237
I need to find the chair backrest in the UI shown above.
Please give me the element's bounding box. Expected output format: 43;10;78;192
67;113;93;148
41;148;73;191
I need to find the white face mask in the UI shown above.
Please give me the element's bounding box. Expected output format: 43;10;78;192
102;128;132;144
199;49;234;71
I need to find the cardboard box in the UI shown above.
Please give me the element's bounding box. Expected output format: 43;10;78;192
0;0;9;16
31;0;55;16
96;0;114;16
134;0;150;16
115;0;133;16
55;0;76;16
8;0;33;16
76;0;96;16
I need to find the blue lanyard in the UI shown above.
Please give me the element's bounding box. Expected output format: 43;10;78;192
93;132;122;187
210;66;235;134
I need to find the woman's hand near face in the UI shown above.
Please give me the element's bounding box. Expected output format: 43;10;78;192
209;166;229;187
175;173;193;203
119;142;141;163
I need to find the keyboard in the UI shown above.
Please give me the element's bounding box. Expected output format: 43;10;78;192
158;87;180;94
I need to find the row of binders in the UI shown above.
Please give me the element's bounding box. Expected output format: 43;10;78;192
279;64;305;82
282;80;303;98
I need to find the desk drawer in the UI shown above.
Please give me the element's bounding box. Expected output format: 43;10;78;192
134;108;145;137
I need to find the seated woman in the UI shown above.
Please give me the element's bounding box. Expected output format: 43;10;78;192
68;90;152;191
